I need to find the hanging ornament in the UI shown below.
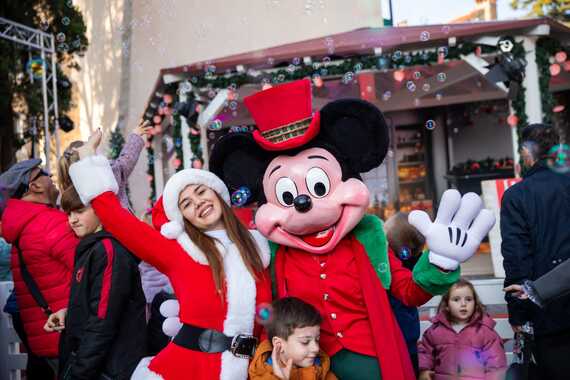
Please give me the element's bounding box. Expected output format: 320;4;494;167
555;51;567;63
553;105;565;113
153;115;162;124
507;114;518;127
393;70;405;82
550;63;561;76
312;75;323;88
173;158;182;169
475;46;482;57
163;94;173;104
563;61;570;72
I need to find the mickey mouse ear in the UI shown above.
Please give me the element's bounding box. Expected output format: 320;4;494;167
318;99;389;174
209;132;271;205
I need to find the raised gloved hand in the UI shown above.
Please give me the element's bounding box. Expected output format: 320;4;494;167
409;189;495;271
160;299;182;338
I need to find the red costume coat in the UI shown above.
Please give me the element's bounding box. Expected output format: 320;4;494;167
90;192;272;380
272;215;457;380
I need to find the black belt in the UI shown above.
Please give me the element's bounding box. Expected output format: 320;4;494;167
173;324;258;359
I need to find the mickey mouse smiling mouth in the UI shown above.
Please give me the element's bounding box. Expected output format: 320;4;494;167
254;148;371;254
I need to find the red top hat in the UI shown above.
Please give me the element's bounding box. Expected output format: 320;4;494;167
244;79;321;151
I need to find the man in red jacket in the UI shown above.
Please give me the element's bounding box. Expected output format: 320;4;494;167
0;159;78;378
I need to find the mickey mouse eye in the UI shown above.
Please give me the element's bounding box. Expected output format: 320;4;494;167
275;177;298;207
305;168;330;198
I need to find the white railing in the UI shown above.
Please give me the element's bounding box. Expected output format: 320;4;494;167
0;282;25;380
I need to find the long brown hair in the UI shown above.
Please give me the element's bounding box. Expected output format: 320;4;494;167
57;141;85;192
183;192;264;296
437;278;486;323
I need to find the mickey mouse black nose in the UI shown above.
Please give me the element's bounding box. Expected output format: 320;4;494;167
294;194;312;213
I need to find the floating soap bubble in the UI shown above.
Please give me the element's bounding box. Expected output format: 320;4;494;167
547;144;570;174
208;119;223;131
399;246;412;260
392;50;402;61
425;119;436;130
62;17;70;26
378;263;388;273
406;81;416;92
40;21;49;31
342;72;354;84
255;303;273;325
292;57;301;65
422;83;431;92
353;63;363;72
420;31;430;42
413;71;421;80
437;72;447;82
56;33;66;43
382;91;392;101
436;92;443;101
229;101;238;110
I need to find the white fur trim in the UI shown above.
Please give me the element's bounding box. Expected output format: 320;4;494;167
68;155;118;205
160;221;185;240
175;232;227;265
220;240;256;380
131;357;164;380
162;169;230;228
250;230;271;269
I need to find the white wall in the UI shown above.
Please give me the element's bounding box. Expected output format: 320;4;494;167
73;0;383;215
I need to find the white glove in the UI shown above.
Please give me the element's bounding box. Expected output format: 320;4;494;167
408;189;496;271
160;299;182;338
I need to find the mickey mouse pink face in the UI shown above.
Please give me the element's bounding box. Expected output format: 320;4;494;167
255;147;370;254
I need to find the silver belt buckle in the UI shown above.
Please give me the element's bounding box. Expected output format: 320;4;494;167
230;334;257;359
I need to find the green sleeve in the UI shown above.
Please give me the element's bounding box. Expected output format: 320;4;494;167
412;250;460;295
268;241;280;299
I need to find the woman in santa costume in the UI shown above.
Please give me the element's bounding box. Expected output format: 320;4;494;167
67;137;272;380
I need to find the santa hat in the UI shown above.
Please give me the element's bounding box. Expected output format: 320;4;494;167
158;169;230;240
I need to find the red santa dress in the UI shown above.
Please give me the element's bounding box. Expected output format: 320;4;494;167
69;155;272;380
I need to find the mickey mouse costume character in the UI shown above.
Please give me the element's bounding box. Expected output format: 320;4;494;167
209;79;496;380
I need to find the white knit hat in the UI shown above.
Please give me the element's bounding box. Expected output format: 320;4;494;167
160;169;230;240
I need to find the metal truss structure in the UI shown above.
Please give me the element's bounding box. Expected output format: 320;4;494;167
0;16;61;171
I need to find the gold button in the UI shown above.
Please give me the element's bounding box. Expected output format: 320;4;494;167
337;332;343;338
320;274;327;280
323;293;329;301
331;313;337;320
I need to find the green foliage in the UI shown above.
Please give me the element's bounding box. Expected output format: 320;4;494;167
108;127;125;160
511;0;570;21
0;0;89;138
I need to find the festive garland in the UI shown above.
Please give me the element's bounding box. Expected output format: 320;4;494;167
186;42;496;90
108;127;125;160
449;157;514;176
145;136;156;215
189;124;203;168
172;114;184;172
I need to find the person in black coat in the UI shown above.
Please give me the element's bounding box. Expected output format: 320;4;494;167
44;186;146;380
501;123;570;380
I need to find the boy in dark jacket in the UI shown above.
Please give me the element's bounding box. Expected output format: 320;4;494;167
44;186;146;379
384;212;425;376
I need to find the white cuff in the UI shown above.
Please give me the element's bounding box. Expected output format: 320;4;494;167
69;155;118;205
428;252;460;271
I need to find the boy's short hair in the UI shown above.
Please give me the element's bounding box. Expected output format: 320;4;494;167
267;297;322;341
385;212;425;258
61;185;85;214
